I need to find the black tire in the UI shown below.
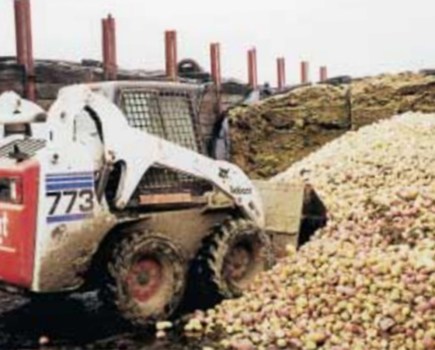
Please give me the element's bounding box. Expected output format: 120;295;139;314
102;231;186;327
28;293;68;310
196;218;273;302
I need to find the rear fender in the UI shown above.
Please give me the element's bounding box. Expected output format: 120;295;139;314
0;160;39;289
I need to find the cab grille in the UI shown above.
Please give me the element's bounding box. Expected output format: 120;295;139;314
119;88;211;196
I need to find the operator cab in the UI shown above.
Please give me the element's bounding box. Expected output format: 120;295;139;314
88;81;213;209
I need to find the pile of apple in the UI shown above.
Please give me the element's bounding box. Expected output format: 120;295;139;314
185;113;435;350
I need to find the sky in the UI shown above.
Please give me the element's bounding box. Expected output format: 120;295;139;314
0;0;434;85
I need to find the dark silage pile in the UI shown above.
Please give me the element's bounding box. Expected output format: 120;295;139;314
230;71;435;178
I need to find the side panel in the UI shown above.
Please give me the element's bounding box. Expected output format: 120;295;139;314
32;144;116;292
35;211;115;292
0;161;39;288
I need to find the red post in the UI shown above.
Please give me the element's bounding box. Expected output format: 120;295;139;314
165;30;178;81
277;57;286;90
23;0;34;74
108;15;117;80
301;60;309;84
14;0;26;66
210;43;222;90
247;51;252;88
320;66;328;82
102;18;109;74
210;43;222;113
247;48;258;89
102;15;117;80
14;0;35;101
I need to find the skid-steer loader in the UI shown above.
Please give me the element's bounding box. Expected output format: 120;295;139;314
0;82;326;326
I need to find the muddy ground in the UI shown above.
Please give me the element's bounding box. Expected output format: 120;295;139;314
0;291;205;350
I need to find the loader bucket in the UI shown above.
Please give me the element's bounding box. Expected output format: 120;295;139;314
254;180;327;258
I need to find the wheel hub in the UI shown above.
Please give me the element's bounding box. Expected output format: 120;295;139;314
126;258;162;303
224;245;252;281
137;271;151;285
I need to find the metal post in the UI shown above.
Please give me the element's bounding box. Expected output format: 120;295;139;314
14;0;35;101
277;58;281;90
248;49;252;88
102;15;117;80
277;57;286;90
23;0;34;74
102;18;109;79
23;0;35;100
210;43;222;90
320;66;328;82
210;43;222;113
107;15;117;80
14;0;26;66
252;48;258;89
248;48;258;89
165;30;178;81
301;60;309;84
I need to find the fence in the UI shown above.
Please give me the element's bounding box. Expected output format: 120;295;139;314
3;0;331;110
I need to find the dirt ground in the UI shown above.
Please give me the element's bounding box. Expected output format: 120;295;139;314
0;291;204;350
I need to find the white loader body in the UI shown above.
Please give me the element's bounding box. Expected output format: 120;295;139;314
0;84;267;292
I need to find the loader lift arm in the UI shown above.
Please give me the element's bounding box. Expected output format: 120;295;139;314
46;85;265;227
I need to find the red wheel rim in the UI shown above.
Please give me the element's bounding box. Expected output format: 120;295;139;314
126;258;162;303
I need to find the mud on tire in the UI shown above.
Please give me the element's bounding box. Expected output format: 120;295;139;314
195;218;273;304
102;231;186;328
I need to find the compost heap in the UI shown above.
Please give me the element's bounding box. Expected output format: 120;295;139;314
230;71;435;178
186;112;435;350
